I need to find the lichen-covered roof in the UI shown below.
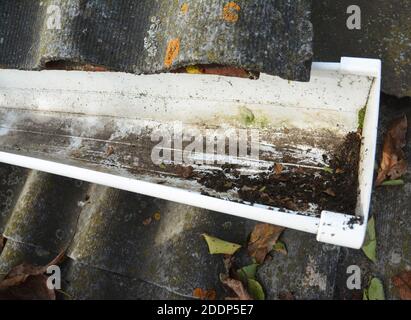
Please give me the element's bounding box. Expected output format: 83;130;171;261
0;92;410;300
0;0;313;81
0;0;409;300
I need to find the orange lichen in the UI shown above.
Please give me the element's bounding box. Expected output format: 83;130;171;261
164;38;180;68
181;3;189;14
223;2;240;22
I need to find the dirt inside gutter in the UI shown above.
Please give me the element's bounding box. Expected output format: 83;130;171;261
167;132;362;216
41;61;362;216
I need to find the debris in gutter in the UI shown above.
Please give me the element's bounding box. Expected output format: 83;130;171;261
106;145;115;156
195;132;361;215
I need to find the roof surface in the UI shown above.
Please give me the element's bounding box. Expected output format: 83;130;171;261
0;0;409;300
0;95;409;299
0;0;313;81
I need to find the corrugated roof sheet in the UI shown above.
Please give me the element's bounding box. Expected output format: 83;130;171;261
0;0;409;300
0;0;313;81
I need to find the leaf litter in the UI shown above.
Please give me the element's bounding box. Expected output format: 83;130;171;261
363;277;385;300
376;115;408;186
202;234;241;255
202;222;287;300
0;250;66;300
392;270;411;300
248;223;284;264
362;216;377;263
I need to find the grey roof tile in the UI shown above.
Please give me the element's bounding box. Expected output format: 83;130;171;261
0;0;313;81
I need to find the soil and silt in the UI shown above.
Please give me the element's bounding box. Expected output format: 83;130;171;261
193;132;362;215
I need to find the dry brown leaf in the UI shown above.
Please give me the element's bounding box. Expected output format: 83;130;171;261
392;270;411;300
142;217;152;225
175;165;194;179
193;288;217;300
248;224;285;264
106;145;114;156
0;274;55;300
0;250;65;300
323;188;336;197
223;254;234;274
376;115;408;186
274;163;284;175
220;274;252;300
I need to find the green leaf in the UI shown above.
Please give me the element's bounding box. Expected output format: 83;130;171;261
362;216;377;263
358;107;366;130
381;179;404;186
202;234;241;255
273;241;288;255
367;278;385;300
323;167;334;174
363;289;368;300
236;264;259;283
247;279;265;300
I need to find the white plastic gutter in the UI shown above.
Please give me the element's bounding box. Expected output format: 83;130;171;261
0;57;381;249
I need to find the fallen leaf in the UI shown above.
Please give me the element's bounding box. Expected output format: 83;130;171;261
223;254;234;274
220;274;252;300
376;115;408;186
248;224;284;264
0;274;55;300
274;163;283;175
381;179;404;186
363;278;385;300
247;278;265;300
175;165;194;179
142;217;152;226
202;234;241;255
362;216;377;263
193;288;216;300
323;188;336;197
392;270;411;300
236;264;258;283
273;241;288;255
0;250;65;300
106;145;114;156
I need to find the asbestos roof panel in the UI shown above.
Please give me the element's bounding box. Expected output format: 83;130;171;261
0;0;313;81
